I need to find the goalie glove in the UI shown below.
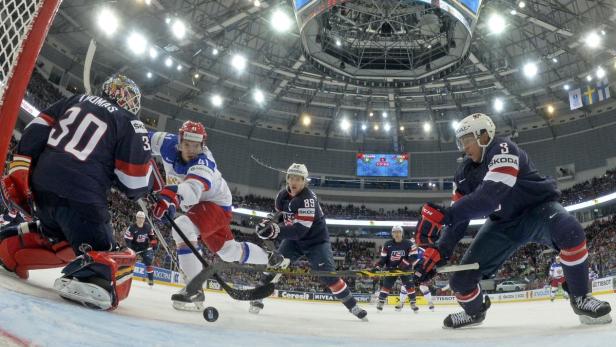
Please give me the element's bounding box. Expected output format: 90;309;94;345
256;221;280;240
1;155;33;215
152;186;180;220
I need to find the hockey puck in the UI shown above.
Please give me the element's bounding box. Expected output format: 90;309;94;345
203;306;219;322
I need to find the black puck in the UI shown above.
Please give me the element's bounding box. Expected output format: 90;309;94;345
203;306;219;322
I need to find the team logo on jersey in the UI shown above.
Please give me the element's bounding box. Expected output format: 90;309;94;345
131;120;148;134
390;250;405;261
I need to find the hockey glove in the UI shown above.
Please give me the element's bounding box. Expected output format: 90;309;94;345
153;186;180;220
256;221;280;240
1;155;33;215
414;247;446;283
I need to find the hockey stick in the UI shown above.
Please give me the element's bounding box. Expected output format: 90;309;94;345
192;261;479;278
161;210;275;301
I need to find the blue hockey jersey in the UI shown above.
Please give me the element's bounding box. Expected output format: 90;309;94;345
445;137;560;225
274;187;329;249
17;94;152;206
124;222;155;252
376;239;417;269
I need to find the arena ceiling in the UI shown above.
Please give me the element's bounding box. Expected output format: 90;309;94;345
43;0;616;147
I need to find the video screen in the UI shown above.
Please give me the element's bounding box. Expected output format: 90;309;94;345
356;153;409;177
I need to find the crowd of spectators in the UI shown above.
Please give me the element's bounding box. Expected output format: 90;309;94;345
2;66;616;295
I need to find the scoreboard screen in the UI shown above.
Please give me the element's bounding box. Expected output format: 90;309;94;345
356;153;409;177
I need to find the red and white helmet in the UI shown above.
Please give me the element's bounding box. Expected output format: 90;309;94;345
179;121;207;145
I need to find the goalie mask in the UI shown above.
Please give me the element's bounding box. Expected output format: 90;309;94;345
102;74;141;115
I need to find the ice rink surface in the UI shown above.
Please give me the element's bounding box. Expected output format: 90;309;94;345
1;268;615;347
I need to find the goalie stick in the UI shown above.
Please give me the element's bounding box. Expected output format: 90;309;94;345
160;205;275;301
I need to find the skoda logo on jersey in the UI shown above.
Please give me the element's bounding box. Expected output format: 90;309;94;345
488;156;519;168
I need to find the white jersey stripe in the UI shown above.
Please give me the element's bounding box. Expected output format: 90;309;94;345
484;171;517;187
114;166;152;190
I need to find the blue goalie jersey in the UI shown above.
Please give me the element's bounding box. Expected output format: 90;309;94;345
17;94;152;207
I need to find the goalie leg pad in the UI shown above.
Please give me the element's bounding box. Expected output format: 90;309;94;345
0;224;76;279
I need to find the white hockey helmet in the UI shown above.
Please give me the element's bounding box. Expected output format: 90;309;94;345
391;225;404;233
286;163;309;181
136;211;146;219
455;113;496;162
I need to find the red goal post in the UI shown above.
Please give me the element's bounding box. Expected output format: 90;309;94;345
0;0;62;166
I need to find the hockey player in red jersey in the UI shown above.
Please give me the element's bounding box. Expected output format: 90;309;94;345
414;113;611;328
0;74;151;310
149;121;286;310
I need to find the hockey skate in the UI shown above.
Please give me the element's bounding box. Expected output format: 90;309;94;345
171;287;205;312
376;300;385;312
429;303;435;311
395;301;404;311
148;278;154;287
265;251;290;284
410;301;419;314
249;300;264;314
443;296;491;329
570;294;612;325
53;276;113;310
350;305;368;321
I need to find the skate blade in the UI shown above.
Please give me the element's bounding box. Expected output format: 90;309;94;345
442;321;484;330
249;306;262;314
270;259;291;284
579;314;612;325
53;278;112;310
172;301;204;312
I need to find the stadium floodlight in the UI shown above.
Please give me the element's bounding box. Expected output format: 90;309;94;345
487;14;506;34
399;126;405;131
374;124;380;131
361;123;367;131
165;57;173;67
384;123;391;132
212;48;219;56
149;47;158;59
145;0;151;5
523;62;538;78
452;120;459;130
596;66;606;79
518;1;526;8
586;75;593;82
98;8;118;36
127;32;147;55
423;122;431;133
382;111;387;118
547;104;555;114
369;112;374;117
340;118;351;131
171;19;186;39
335;39;342;47
510;9;517;15
585;31;601;48
231;54;247;72
177;64;183;71
493;98;504;112
253;89;265;104
194;73;200;79
563;84;570;91
271;9;293;33
552;57;558;63
146;71;152;79
254;0;261;7
211;94;223;107
302;114;311;126
165;17;171;24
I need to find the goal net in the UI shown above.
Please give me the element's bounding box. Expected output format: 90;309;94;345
0;0;61;165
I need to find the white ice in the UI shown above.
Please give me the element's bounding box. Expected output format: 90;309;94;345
0;269;614;347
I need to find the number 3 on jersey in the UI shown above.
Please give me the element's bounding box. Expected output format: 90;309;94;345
48;106;107;161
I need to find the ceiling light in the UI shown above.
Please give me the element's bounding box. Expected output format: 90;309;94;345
487;14;506;34
177;64;183;71
212;48;219;56
211;94;223;107
563;84;570;91
423;122;431;133
523;62;538;78
361;123;367;131
165;57;173;67
127;32;147;55
374;124;379;131
510;9;517;15
340;118;351;131
149;47;158;59
451;120;459;130
253;89;265;104
585;31;601;48
335;39;342;47
547;104;555;114
271;9;293;32
596;66;606;79
146;71;152;79
302;114;311;126
586;75;593;82
601;30;606;36
171;19;186;39
165;17;171;24
518;1;526;8
254;0;261;6
552;57;558;63
369;112;374;117
194;73;200;79
399;126;405;131
493;98;504;112
384;123;391;132
382;111;387;118
98;8;118;36
231;54;247;71
144;0;151;4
